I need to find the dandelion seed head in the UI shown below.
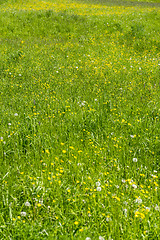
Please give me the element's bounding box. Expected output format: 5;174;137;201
99;236;105;240
135;197;142;204
132;184;137;189
24;201;30;207
97;187;102;191
77;163;82;166
133;158;138;162
106;216;111;222
21;211;27;217
96;181;101;187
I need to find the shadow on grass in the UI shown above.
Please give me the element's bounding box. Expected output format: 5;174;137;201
76;0;160;8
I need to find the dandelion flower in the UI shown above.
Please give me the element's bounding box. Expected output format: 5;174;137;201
74;221;79;225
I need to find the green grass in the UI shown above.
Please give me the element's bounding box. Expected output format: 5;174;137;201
0;0;160;239
77;0;160;7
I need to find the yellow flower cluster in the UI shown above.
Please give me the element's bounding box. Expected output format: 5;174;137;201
1;0;160;16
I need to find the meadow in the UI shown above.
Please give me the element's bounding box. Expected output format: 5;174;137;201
0;0;160;239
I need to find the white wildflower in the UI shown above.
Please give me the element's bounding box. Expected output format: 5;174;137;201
14;113;18;116
96;181;101;187
21;211;27;217
77;163;82;166
132;184;137;189
24;201;30;207
81;101;86;106
133;158;138;162
106;216;112;222
135;197;142;204
108;237;113;240
99;236;105;240
39;199;43;204
130;135;135;138
151;174;157;178
97;187;102;191
155;205;159;211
